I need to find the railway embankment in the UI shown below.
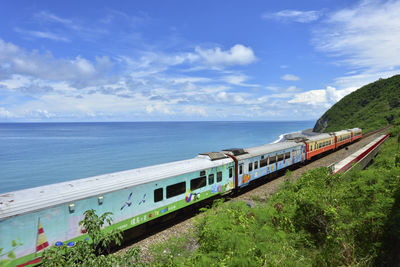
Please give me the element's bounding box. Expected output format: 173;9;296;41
114;126;400;266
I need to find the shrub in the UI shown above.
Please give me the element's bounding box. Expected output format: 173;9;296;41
147;136;400;266
41;209;146;267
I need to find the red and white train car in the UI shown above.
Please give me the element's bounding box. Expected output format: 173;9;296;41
334;130;352;149
349;128;362;142
304;133;336;160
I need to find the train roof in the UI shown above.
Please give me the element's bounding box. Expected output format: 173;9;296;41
334;130;351;136
305;133;334;142
348;128;362;132
0;155;232;219
234;141;303;160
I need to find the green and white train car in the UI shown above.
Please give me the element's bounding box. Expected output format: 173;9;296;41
0;153;234;267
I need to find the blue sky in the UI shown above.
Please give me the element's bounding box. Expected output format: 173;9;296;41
1;0;399;121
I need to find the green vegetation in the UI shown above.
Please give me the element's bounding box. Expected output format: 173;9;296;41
313;74;400;133
0;239;23;266
148;129;400;266
41;209;146;266
38;128;400;266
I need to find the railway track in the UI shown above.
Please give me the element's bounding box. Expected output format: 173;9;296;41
115;126;391;262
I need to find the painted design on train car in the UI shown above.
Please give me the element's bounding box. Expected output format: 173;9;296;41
138;194;146;205
0;161;235;266
36;219;49;252
120;192;133;210
226;181;234;191
7;218;50;267
210;184;218;194
242;174;251;184
292;149;295;164
185;190;193;203
237;145;305;188
185;190;200;203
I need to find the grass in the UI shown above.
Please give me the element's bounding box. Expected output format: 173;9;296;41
147;128;400;266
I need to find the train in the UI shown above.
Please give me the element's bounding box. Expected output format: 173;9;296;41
0;127;362;267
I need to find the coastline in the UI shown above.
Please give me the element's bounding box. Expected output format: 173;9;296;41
272;128;319;143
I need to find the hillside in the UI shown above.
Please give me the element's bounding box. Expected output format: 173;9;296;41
313;74;400;133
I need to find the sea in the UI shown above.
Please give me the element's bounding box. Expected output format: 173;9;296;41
0;121;314;193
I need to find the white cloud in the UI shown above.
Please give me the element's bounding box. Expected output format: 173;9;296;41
23;109;55;118
288;86;358;106
172;77;211;84
0;38;112;87
182;106;207;117
73;56;96;75
262;10;322;23
195;44;257;67
221;74;259;87
34;11;80;30
145;104;175;115
281;74;300;81
286;85;301;92
0;38;290;121
0;107;14;118
314;0;400;71
14;28;69;42
334;70;400;89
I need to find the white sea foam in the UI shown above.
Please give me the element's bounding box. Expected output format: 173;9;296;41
272;133;287;143
272;131;302;143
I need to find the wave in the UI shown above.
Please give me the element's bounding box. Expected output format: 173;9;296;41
272;133;287;143
272;130;302;143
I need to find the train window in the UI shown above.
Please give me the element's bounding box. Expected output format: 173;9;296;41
239;165;243;174
248;162;253;172
208;174;215;185
260;158;268;167
229;168;233;178
278;154;284;161
310;145;313;151
261;155;264;159
254;161;258;169
217;171;222;182
285;152;290;159
200;170;206;176
269;156;276;164
191;177;206;191
154;188;163;203
166;182;186;198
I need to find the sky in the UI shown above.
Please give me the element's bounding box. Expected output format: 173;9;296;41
0;0;400;122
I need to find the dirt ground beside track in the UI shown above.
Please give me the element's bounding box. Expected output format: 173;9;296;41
116;130;388;262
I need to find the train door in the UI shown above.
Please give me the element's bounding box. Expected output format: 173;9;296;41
226;165;235;192
238;163;244;186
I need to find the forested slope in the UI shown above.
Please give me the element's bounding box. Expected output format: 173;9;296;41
314;74;400;133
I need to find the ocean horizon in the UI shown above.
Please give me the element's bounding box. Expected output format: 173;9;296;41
0;121;314;193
